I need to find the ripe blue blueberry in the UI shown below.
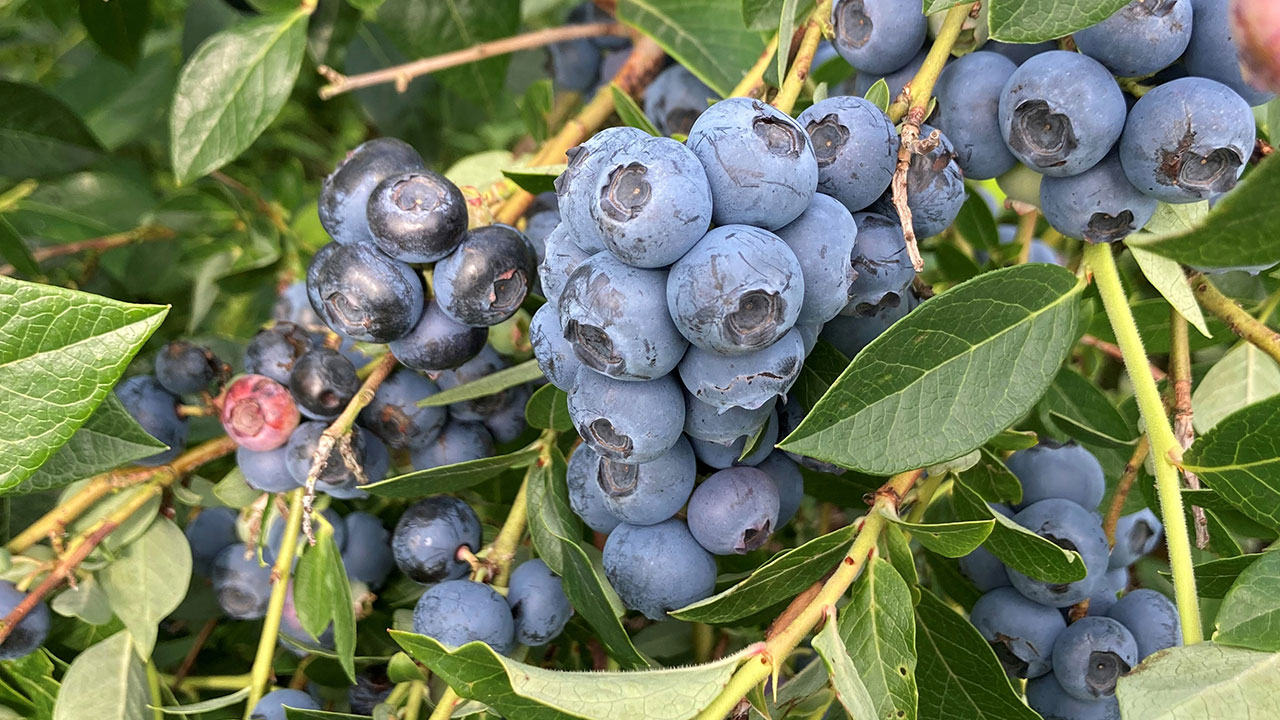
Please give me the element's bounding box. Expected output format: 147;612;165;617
687;466;781;555
995;224;1064;265
366;169;467;263
249;688;321;720
1041;152;1159;243
985;40;1056;65
414;579;516;654
933;52;1019;180
387;300;488;373
756;452;804;528
347;667;393;715
115;375;187;466
797;96;898;214
1007;498;1110;607
244;322;314;386
319;138;425;245
871;125;965;239
1106;588;1182;660
507;559;574;646
848;47;928;104
1026;674;1121;720
773;193;859;325
1119;77;1256;203
688;409;778;470
483;383;530;444
0;581;49;660
525;209;560;261
1086;569;1125;616
830;0;928;75
683;393;775;445
560;252;688;380
1108;508;1163;569
284;421;368;492
679;329;805;413
342;511;396;589
667;225;805;355
289;348;359;420
959;546;1010;592
155;340;224;395
237;445;297;493
434;346;518;421
391;496;482;584
549;39;600;93
1184;0;1276;105
557;127;652;253
264;507;346;564
822;288;919;358
566;443;623;533
307;242;424;343
361;431;391;488
591;435;696;525
433;224;536;328
530;303;583;391
359;369;447;450
970;586;1066;678
686;98;818;229
212;545;272;620
602;518;717;620
778;396;847;475
537;224;591;309
1051;616;1139;701
998;51;1126;177
1075;0;1193;77
186;507;239;577
409;422;496;471
644;65;717;137
567;369;685;464
1008;441;1107;511
273;281;324;329
842;212;915;316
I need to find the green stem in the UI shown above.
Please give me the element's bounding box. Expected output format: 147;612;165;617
729;32;779;98
147;661;164;720
405;681;425;720
772;0;832;115
428;688;459;720
887;3;973;123
165;674;253;691
692;623;714;664
1086;243;1202;643
244;489;306;716
906;471;943;524
1190;272;1280;366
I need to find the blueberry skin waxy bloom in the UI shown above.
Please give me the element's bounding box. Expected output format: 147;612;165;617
586;135;712;268
391;496;482;584
530;303;583;391
290;348;359;420
686;98;818;229
413;579;516;654
595;436;696;526
683;393;775;444
115;375;187;465
155;340;222;395
688;409;778;470
557;127;651;252
679;329;805;412
1075;0;1193;78
1051;616;1139;701
409;422;495;471
1185;0;1276;105
566;443;622;533
387;300;487;373
1006;499;1110;607
821;289;918;358
366;169;467;263
244;322;313;386
756;452;804;527
567;370;685;464
644;65;717;137
871;124;965;239
797;95;898;212
667;225;805;355
319;137;425;246
1026;674;1121;720
933;52;1019;180
830;0;928;75
250;688;320;720
212;546;273;620
359;369;447;450
433;224;537;328
186;507;239;577
842;212;915;316
687;466;781;555
1108;508;1164;569
1106;588;1182;660
773;193;859;325
559;252;688;380
602;519;717;620
537;224;591;309
434;346;517;421
307;242;424;342
1040;152;1158;243
970;586;1066;679
1119;77;1256;203
1008;441;1107;511
848;47;928;103
507;560;574;645
998;51;1127;177
0;581;49;660
341;511;395;589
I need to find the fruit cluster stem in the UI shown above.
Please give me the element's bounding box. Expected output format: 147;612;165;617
772;0;832;115
730;32;781;98
243;488;306;716
1085;243;1202;643
1189;271;1280;366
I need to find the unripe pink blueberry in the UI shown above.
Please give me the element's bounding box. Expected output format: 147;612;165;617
1232;0;1280;95
219;374;300;451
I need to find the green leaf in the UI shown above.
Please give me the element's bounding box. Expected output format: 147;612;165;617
1184;395;1280;532
52;632;148;720
284;710;368;720
671;524;858;623
838;558;918;720
1129;245;1213;338
169;11;308;183
618;0;766;96
212;467;262;508
913;589;1040;720
0;650;59;718
50;574;113;626
418;359;543;407
610;85;661;137
780;265;1083;475
883;522;919;590
394;631;751;719
502;165;568;196
294;523;357;682
0;81;101;179
525;384;573;432
1169;554;1263;599
14;395;168;496
154;687;250;715
951;191;1000;252
989;0;1130;43
79;0;151;68
812;609;878;720
364;448;539;498
1115;642;1280;719
952;481;1086;583
986;429;1039;452
1193;343;1280;434
63;481;159;553
924;0;973;12
1214;549;1280;651
98;517;191;658
0;276;167;493
956;448;1022;504
864;78;891;113
1127;155;1280;270
1087;297;1228;353
0;217;37;279
775;0;802;88
885;515;992;558
1041;367;1137;448
791;341;849;411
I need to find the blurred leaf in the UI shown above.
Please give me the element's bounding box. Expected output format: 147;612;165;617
741;0;810;30
525;384;572;432
812;610;878;720
925;0;972;11
1129;246;1212;338
364;448;539;498
931;242;982;283
0;82;101;179
445;150;517;190
518;78;555;142
883;522;919;590
63;481;160;553
618;0;768;96
502;165;567;195
0;217;37;279
1115;642;1280;719
50;575;113;626
884;515;992;558
1214;549;1280;651
839;558;918;720
0;650;59;718
169;11;309;183
154;687;250;714
418;360;544;407
295;524;357;682
952;190;999;252
610;84;661;136
956;448;1021;504
1193;343;1280;434
53;51;177;152
775;0;803;87
989;0;1130;43
1041;367;1138;448
98;517;192;658
284;710;367;719
52;633;148;720
952;481;1086;583
1184;395;1280;532
213;467;262;508
78;0;151;68
1087;298;1229;353
1158;553;1262;599
10;170;157;246
792;340;849;411
986;429;1038;452
864;78;890;113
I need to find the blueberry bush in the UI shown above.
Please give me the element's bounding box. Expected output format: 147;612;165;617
1;0;1279;718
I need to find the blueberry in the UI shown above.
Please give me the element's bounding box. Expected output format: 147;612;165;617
871;124;966;239
933;52;1019;180
220;374;300;452
307;242;424;342
263;507;346;564
756;452;804;527
244;322;314;386
387;300;488;373
319;138;425;245
212;545;272;619
483;383;530;444
568;2;630;49
1008;441;1107;511
530;303;583;391
602;518;717;619
366;169;467;263
409;421;496;470
155;341;224;395
683;393;775;445
235;445;295;493
1086;576;1122;616
414;579;516;653
342;511;395;589
1106;588;1182;660
687;467;780;555
1105;566;1129;595
586;135;713;268
185;507;239;577
360;431;391;488
689;409;779;470
797;97;897;212
678;329;805;413
115;375;187;465
958;546;1010;592
347;666;393;715
644;65;717;136
567;369;685;464
249;688;320;720
288;348;359;420
434;346;519;421
273;281;324;329
830;0;928;75
1051;616;1138;700
969;586;1066;678
590;435;695;525
507;559;574;646
566;443;623;533
537;224;592;310
0;581;49;660
359;369;447;450
1185;0;1276;105
773;194;859;325
998;51;1127;177
985;40;1056;65
849;47;928;101
391;496;482;584
1041;152;1158;243
548;39;600;93
1076;0;1193;77
1026;674;1121;720
841;212;915;316
434;224;537;327
686;98;819;229
557;127;652;252
777;397;848;475
667;225;805;355
525;210;560;261
1118;77;1256;203
994;224;1064;265
821;288;919;357
284;420;368;490
1007;499;1110;607
1108;508;1163;569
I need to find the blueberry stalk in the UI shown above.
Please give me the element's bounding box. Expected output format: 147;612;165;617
1190;272;1280;366
1086;242;1202;644
1101;436;1151;547
729;33;781;99
1169;311;1210;549
243;488;305;716
772;1;833;115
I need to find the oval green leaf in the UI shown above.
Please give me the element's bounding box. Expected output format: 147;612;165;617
363;447;539;498
812;609;878;720
952;481;1086;583
989;0;1130;43
1214;549;1280;652
417;359;543;408
839;558;918;720
52;632;148;720
885;515;993;558
617;0;763;97
1041;367;1138;448
98;517;192;658
1116;642;1280;719
0;81;102;179
1184;395;1280;533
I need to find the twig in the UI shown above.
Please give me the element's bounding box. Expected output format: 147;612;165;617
172;617;219;684
771;2;831;115
243;488;306;716
0;225;175;277
1190;272;1280;366
1013;210;1038;265
1079;334;1168;381
1102;436;1151;546
730;32;781;99
1169;312;1209;549
318;23;626;100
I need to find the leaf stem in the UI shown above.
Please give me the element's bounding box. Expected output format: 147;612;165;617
1085;243;1201;643
1189;272;1280;366
484;474;530;587
147;660;165;720
771;1;832;115
243;488;305;716
1079;334;1167;381
730;32;780;98
906;471;944;523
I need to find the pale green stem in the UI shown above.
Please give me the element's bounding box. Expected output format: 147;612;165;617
244;489;306;716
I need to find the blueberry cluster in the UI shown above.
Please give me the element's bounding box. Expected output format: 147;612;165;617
115;341;229;466
831;0;1271;245
957;441;1179;720
547;2;635;94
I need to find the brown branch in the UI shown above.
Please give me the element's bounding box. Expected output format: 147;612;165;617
1190;272;1280;366
1080;334;1168;381
1013;209;1038;265
1169;312;1209;549
1103;436;1151;547
172;617;219;684
0;226;175;277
